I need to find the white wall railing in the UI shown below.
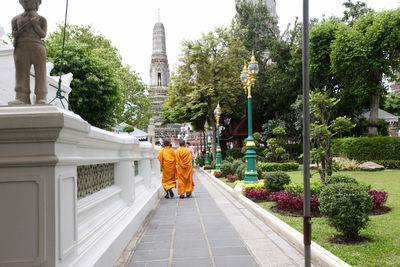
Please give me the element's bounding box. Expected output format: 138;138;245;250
0;105;163;267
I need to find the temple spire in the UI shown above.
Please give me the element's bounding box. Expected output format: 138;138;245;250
149;19;170;125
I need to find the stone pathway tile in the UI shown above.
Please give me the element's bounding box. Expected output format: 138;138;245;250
123;169;312;267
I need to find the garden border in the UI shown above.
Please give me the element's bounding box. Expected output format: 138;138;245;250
199;168;351;267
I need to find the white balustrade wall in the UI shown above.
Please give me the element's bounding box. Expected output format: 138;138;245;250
0;105;163;267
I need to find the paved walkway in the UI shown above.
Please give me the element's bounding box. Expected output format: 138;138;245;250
123;169;308;267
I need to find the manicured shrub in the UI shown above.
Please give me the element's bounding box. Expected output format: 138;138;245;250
359;181;371;192
319;183;373;237
214;171;223;178
211;160;216;169
258;162;299;172
225;148;244;159
264;171;291;192
234;162;246;180
283;182;303;197
332;136;400;161
246;189;269;202
256;165;263;180
373;160;400;169
231;159;244;173
225;156;235;162
195;155;205;167
242;183;265;195
220;161;233;176
269;191;320;213
324;174;358;185
284;181;323;197
226;174;236;183
310;181;323;196
369;190;388;209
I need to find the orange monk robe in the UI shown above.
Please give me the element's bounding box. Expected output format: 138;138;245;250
158;146;177;192
176;146;194;195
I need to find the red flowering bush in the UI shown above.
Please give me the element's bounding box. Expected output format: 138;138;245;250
246;189;269;202
269;191;320;214
226;173;236;182
214;172;223;178
369;190;388;209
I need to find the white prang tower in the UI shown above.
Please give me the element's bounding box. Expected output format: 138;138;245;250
149;17;170;126
149;16;181;140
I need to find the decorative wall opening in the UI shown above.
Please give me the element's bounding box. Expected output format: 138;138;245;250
157;72;162;86
77;163;115;199
134;161;139;176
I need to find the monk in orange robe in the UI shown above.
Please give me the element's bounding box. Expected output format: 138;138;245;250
158;140;176;198
176;140;194;198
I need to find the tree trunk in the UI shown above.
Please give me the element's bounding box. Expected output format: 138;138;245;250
368;92;380;136
326;138;333;177
206;95;217;161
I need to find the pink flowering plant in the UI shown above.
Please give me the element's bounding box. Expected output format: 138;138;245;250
226;174;236;182
369;190;388;209
269;191;320;214
214;171;223;178
245;189;269;202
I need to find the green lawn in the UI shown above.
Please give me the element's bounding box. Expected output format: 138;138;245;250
258;170;400;267
219;178;235;188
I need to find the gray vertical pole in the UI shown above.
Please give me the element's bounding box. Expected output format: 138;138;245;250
302;0;312;266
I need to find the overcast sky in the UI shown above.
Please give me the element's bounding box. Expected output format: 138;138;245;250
0;0;398;84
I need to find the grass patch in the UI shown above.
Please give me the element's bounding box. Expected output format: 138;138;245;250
218;178;235;188
259;170;400;267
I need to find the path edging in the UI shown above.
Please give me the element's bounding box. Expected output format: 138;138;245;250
199;168;351;267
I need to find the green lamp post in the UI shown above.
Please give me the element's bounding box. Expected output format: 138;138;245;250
204;120;211;170
214;103;222;171
240;52;259;183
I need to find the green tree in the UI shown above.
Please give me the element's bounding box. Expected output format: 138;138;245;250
46;24;151;130
115;66;153;129
310;92;355;182
235;0;302;126
331;9;400;135
263;127;288;162
383;93;400;117
162;25;248;159
235;0;278;53
342;0;372;25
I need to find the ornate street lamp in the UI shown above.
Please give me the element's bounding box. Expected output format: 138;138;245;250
240;52;259;183
214;103;222;171
204;120;211;170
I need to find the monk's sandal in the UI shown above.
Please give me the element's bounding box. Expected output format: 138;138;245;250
168;188;174;198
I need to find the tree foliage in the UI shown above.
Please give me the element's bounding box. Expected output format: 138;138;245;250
341;0;372;25
162;25;248;158
383;93;400;116
46;24;151;129
331;9;400;135
310;92;355;182
115;66;153;129
235;1;302;126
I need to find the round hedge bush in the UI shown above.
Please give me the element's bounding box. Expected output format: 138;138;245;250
234;163;246;180
231;160;244;173
263;171;291;192
324;174;358;185
319;183;372;237
220;161;234;176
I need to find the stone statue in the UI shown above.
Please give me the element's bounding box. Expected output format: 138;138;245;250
9;0;48;105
